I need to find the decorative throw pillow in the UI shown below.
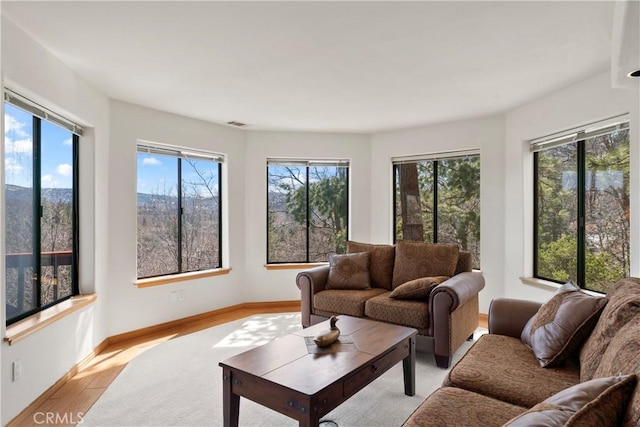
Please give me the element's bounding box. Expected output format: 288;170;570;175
346;241;395;290
503;375;637;427
389;276;450;300
521;282;607;368
326;252;371;290
391;241;459;289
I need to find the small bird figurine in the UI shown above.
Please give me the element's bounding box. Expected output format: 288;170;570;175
314;316;340;347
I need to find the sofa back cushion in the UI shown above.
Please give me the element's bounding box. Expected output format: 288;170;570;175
392;241;459;289
346;241;395;290
592;313;640;426
455;251;473;274
580;278;640;382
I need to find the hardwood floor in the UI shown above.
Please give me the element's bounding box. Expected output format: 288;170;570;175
9;306;488;427
479;313;488;330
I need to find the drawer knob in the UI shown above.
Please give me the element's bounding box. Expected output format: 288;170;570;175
370;365;377;373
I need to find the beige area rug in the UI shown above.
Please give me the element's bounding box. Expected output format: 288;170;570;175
82;313;483;427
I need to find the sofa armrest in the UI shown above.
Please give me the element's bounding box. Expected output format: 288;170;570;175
430;272;485;311
430;272;484;368
488;298;542;338
296;265;330;327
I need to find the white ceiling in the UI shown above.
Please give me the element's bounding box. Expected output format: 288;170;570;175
1;1;620;133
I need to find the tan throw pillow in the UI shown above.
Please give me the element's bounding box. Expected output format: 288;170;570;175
389;276;450;300
326;252;371;290
503;375;637;427
392;241;459;289
346;241;395;290
521;281;607;368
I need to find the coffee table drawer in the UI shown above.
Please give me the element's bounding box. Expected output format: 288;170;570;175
343;342;409;396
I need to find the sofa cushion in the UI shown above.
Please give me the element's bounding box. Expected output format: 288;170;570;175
326;252;371;290
521;281;606;368
455;250;473;274
346;241;395;290
403;387;526;427
445;334;580;408
504;375;636;427
592;314;640;426
580;277;640;382
389;276;449;300
365;293;430;333
392;241;459;289
313;288;388;318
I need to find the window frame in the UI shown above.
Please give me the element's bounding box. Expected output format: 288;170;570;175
392;151;481;269
531;116;630;291
266;159;350;264
4;98;80;326
136;143;223;279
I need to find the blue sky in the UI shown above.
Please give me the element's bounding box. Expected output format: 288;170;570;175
4;103;73;189
137;153;178;196
137;153;219;197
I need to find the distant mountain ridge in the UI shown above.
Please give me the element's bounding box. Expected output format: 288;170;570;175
6;184;252;210
5;184;73;203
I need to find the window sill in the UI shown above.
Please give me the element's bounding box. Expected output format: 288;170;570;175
520;277;604;296
134;268;232;288
4;294;97;346
520;277;562;291
264;263;328;270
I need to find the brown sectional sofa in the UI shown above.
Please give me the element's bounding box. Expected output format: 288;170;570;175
403;277;640;426
296;240;485;368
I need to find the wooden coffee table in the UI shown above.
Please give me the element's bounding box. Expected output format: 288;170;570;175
219;315;417;427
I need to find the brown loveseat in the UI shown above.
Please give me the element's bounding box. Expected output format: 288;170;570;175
296;240;485;368
403;278;640;426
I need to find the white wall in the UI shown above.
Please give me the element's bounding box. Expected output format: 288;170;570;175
1;17;110;424
504;71;640;303
370;116;506;313
107;101;246;336
243;131;371;302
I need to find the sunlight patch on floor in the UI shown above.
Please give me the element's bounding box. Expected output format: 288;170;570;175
213;313;301;348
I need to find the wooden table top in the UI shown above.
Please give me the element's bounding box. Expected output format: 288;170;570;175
219;316;417;396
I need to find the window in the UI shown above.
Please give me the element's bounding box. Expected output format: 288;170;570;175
393;151;481;269
136;143;223;279
532;116;630;293
4;91;81;325
267;159;349;263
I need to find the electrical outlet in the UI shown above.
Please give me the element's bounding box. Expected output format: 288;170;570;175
170;291;178;303
178;290;185;301
12;360;22;382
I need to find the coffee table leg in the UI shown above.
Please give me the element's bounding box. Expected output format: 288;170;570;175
402;336;416;396
222;368;240;427
298;414;321;427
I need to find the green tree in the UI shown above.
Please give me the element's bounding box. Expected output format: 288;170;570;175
538;236;623;293
268;165;347;262
536;129;630;291
288;166;348;259
437;157;481;265
395;156;481;268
